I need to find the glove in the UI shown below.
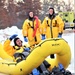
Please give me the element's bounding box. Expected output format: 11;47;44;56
32;68;40;75
58;63;65;73
58;33;62;38
42;34;45;40
24;47;30;51
24;36;28;42
58;63;64;70
9;34;18;40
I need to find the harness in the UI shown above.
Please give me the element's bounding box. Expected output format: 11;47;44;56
28;18;38;42
46;17;57;58
13;46;30;63
13;46;20;50
47;19;57;27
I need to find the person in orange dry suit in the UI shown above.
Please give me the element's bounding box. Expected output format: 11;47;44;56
41;7;64;58
22;11;42;48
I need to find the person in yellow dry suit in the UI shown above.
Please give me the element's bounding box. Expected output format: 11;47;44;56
3;34;30;58
22;11;42;49
41;7;64;58
41;7;64;39
3;34;51;75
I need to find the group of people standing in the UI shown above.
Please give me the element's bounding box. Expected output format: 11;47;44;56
22;7;64;58
3;7;65;75
22;7;64;49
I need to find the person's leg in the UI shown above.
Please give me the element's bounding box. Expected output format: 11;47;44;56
37;63;50;75
43;60;51;68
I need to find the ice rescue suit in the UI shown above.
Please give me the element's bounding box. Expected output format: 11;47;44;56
3;39;27;57
42;15;64;38
22;16;42;48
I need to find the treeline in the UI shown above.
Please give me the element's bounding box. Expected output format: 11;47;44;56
0;0;41;29
0;0;74;29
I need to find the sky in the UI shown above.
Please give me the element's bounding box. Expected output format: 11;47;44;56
14;0;74;4
0;26;74;74
40;0;74;4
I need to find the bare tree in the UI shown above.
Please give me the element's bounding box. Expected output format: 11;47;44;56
58;0;74;12
32;0;41;16
0;0;9;28
7;0;18;26
0;0;42;29
40;0;58;21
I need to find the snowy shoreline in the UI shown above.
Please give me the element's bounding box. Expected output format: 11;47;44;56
0;26;74;74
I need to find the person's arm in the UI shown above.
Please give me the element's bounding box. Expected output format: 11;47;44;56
41;17;48;40
3;39;15;56
42;17;48;35
4;39;12;50
56;16;64;37
22;20;28;42
3;34;18;56
22;20;29;37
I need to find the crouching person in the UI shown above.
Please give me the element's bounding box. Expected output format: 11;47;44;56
37;60;51;75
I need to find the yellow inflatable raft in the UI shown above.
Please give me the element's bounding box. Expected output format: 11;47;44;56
0;38;71;75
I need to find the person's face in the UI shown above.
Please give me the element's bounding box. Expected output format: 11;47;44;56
15;39;22;47
49;9;54;15
29;12;33;18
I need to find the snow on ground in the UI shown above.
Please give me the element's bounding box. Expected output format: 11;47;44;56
0;26;74;73
0;26;25;45
62;30;74;73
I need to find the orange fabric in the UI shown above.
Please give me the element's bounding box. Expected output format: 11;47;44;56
33;16;39;37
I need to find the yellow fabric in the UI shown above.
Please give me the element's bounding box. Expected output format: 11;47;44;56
14;46;24;53
42;15;64;38
0;43;13;60
3;39;16;57
3;39;26;57
22;19;42;47
0;38;71;75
